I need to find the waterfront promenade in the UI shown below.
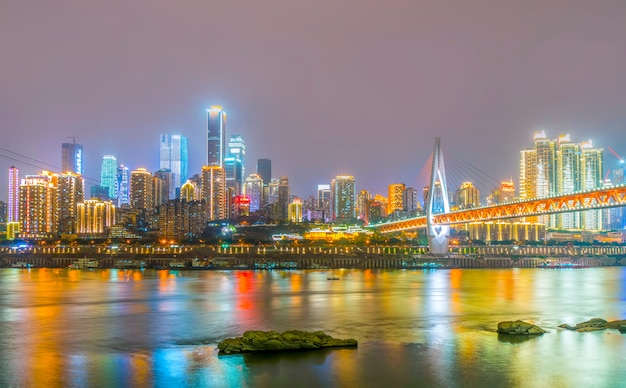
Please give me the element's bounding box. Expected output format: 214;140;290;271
1;244;624;269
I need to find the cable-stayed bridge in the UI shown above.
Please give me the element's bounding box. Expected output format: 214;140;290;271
371;138;626;254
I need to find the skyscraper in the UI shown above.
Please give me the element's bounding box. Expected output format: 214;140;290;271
116;165;130;207
62;140;84;175
331;175;356;221
520;132;604;230
8;166;19;223
100;155;117;200
202;166;226;220
387;183;406;215
225;135;245;195
581;140;603;230
159;134;188;198
20;171;58;239
257;159;271;186
130;168;154;211
58;172;84;235
453;182;480;209
207;106;226;167
244;173;263;213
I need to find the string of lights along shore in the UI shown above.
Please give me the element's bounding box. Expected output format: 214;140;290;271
1;105;625;244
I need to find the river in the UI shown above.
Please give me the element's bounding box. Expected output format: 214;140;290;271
0;267;625;387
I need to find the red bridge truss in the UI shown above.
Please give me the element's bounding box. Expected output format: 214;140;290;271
374;185;626;233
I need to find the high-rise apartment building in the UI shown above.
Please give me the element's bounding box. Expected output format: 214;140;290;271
520;132;603;230
153;169;174;206
289;198;303;223
244;173;263;213
387;183;406;215
20;171;58;239
581;141;603;230
207;106;226;167
160;134;188;198
100;155;118;200
487;180;515;205
130;168;154;211
402;187;420;215
331;175;356;221
61;141;84;175
8;166;19;223
453;182;480;209
202;166;226;220
77;199;115;236
318;184;332;222
257;159;271;186
58;172;84;234
356;189;370;221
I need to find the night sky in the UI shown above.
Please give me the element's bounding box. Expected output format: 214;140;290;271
2;0;626;201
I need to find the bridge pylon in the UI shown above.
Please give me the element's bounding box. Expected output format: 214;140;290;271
426;137;451;255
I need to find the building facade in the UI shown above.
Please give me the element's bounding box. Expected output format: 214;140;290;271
159;133;188;199
207;106;226;167
331;175;356;221
61;141;84;175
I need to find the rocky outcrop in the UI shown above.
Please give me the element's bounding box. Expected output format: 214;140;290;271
217;330;358;354
558;318;626;332
497;320;545;335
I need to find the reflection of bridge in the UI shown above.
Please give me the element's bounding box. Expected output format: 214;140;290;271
372;138;626;254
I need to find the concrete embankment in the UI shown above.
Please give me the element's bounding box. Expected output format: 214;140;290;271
0;252;621;269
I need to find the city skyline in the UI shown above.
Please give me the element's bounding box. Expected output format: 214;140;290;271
2;1;626;200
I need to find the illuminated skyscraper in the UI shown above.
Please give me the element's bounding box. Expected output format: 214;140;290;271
318;184;332;221
130;168;154;211
225;135;246;195
581;141;603;230
202;166;226;220
58;172;84;234
557;135;581;229
62;140;84;175
207;106;226;167
487;180;515;205
100;155;117;200
289;198;303;223
116;165;130;207
244;173;263;213
520;132;604;230
453;182;480;209
387;183;406;215
8;166;19;223
331;175;356;221
356;189;370;221
20;171;58;239
160;134;188;198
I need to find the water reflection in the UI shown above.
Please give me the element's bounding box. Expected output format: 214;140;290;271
1;267;625;386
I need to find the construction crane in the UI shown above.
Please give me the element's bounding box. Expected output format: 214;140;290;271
608;146;624;164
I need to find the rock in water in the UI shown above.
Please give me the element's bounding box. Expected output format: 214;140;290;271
560;318;609;332
218;330;358;354
497;320;545;335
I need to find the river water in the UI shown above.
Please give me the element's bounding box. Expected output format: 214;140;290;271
0;267;625;387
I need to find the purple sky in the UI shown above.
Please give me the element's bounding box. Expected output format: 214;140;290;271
2;0;626;201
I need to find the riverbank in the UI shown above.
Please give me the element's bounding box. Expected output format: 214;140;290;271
1;252;622;269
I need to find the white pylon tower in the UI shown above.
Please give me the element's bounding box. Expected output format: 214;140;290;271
426;137;451;255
